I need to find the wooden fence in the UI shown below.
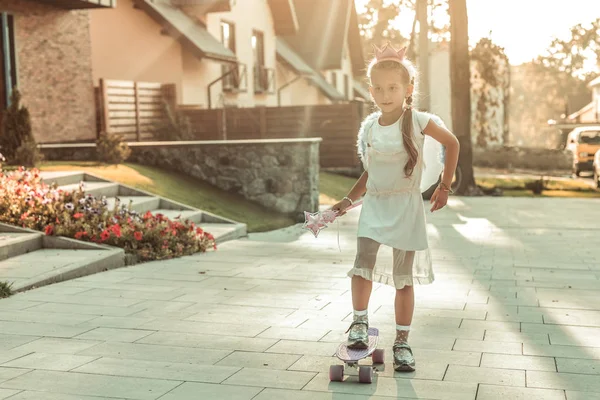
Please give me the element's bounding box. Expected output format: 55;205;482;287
95;79;176;141
180;101;371;168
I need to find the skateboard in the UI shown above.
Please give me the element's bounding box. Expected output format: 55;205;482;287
329;327;384;384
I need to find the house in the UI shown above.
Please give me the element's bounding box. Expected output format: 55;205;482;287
568;76;600;123
0;0;114;144
89;0;367;109
276;0;367;106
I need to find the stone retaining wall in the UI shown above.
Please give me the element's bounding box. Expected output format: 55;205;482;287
473;146;572;172
40;139;321;217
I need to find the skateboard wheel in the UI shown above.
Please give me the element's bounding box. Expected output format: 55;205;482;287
329;365;344;382
358;366;373;383
372;349;385;364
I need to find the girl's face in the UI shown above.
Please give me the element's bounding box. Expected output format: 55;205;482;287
369;68;412;113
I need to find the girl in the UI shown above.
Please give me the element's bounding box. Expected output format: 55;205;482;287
332;43;459;372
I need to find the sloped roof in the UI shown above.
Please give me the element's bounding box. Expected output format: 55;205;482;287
267;0;299;35
33;0;114;8
277;39;345;101
136;0;237;64
283;0;364;74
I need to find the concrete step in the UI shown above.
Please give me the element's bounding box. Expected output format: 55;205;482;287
0;232;42;262
199;223;247;244
0;247;124;292
39;171;87;187
105;196;161;213
150;209;203;224
59;181;120;198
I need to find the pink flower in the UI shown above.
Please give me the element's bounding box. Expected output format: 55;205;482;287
45;225;54;236
100;229;110;242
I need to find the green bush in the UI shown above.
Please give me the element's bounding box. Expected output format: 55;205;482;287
13;137;43;167
0;281;13;298
0;89;41;167
96;132;131;164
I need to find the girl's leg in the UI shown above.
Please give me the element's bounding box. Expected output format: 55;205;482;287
347;238;379;348
394;284;414;342
352;275;373;311
392;250;417;371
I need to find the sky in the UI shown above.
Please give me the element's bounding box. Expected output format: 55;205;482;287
355;0;600;67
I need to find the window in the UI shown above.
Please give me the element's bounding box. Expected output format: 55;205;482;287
0;13;17;110
331;71;337;89
252;30;267;92
220;21;238;90
344;74;349;99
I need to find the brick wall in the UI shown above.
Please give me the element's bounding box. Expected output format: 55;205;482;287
2;0;96;143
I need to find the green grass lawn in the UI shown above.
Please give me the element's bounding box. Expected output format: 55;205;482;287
39;162;296;233
321;172;600;199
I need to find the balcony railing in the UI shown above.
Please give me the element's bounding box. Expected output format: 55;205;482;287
254;65;275;94
222;64;248;93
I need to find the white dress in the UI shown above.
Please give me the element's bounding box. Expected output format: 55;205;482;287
347;110;445;289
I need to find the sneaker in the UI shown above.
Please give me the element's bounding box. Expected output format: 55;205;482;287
346;316;369;349
393;341;416;372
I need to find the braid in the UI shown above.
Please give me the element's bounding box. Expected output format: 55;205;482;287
401;96;418;177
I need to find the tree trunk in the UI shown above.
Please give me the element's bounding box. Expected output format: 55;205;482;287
448;0;477;194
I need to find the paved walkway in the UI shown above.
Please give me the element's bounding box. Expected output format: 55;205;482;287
1;197;600;400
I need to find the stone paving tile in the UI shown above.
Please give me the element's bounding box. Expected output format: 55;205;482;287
444;365;525;386
0;321;92;338
78;341;232;365
476;385;565;400
0;334;39;351
523;343;600;359
138;331;278;352
566;391;600;400
556;358;600;375
2;392;122;400
527;370;600;391
10;338;100;355
0;370;179;399
73;357;240;384
73;327;156;343
215;351;301;370
481;353;556;371
483;330;550;345
0;389;21;399
453;339;522;355
1;353;99;372
158;382;263;400
0;368;30;383
223;367;317;390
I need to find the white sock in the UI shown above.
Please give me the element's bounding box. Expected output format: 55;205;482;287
354;309;368;318
395;324;410;343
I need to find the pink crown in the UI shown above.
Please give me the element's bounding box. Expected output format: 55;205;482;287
373;43;407;64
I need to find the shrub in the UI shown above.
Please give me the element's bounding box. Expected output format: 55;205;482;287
0;89;41;167
96;132;131;164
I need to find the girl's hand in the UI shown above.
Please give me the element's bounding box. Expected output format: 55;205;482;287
331;198;352;216
430;187;449;212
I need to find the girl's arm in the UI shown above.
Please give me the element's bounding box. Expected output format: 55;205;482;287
423;121;460;211
331;171;368;215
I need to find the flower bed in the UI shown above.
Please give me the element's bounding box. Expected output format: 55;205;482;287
0;163;216;262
